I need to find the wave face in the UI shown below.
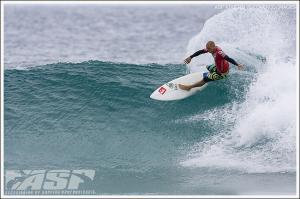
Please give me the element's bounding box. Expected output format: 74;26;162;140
4;59;250;170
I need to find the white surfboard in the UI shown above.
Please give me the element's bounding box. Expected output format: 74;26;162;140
150;72;207;101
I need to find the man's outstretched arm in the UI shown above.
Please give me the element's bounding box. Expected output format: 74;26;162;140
224;55;244;69
184;49;208;64
190;49;208;58
224;55;239;65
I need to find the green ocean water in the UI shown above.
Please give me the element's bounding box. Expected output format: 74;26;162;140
4;61;246;170
4;61;296;195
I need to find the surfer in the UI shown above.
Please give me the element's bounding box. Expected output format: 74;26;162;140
178;41;244;91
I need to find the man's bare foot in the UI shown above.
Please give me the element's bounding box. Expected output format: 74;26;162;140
178;84;192;91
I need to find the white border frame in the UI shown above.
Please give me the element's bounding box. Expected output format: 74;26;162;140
1;1;299;198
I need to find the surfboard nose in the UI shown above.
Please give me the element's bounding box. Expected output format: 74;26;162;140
150;89;165;100
150;92;158;100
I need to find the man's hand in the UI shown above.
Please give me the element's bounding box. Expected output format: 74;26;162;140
184;57;192;64
237;64;244;70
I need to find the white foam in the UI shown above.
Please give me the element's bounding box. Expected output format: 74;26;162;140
182;7;297;173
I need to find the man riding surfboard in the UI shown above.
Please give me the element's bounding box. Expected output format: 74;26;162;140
179;41;244;91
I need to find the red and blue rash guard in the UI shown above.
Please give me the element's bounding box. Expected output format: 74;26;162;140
190;46;239;74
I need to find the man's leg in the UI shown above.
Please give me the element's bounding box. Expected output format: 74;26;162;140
178;79;206;91
206;64;215;73
178;64;222;91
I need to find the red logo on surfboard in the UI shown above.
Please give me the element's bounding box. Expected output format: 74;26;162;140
158;87;167;95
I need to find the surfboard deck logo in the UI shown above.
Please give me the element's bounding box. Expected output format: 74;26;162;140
166;82;178;90
158;87;167;95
